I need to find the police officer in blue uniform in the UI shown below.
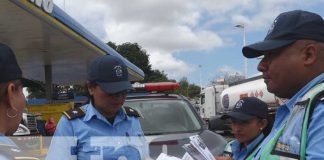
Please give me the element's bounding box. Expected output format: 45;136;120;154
0;43;38;159
47;55;149;160
242;10;324;159
216;97;269;160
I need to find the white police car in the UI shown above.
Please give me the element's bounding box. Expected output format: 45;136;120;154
124;82;227;159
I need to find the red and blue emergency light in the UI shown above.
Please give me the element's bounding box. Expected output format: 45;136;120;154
132;82;180;92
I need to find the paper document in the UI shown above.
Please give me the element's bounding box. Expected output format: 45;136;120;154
182;135;215;160
181;153;194;160
156;153;182;160
156;135;215;160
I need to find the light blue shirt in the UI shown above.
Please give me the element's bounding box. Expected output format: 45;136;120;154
0;134;19;160
0;135;17;146
231;133;264;160
253;73;324;159
46;103;149;160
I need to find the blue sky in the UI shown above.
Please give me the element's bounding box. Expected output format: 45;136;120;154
54;0;324;87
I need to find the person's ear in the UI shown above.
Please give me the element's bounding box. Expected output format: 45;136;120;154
6;83;17;110
302;43;318;66
86;81;95;95
260;119;268;129
88;87;94;95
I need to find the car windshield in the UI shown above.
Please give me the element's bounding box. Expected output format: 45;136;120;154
124;99;202;135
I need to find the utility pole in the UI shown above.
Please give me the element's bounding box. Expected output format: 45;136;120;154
198;65;202;93
235;24;248;78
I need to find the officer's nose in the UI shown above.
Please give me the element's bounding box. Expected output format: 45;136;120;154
257;59;267;72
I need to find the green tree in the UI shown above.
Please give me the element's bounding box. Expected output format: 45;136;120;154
174;77;200;98
107;41;117;50
146;70;168;82
107;42;169;82
115;43;151;77
174;77;188;96
188;84;201;99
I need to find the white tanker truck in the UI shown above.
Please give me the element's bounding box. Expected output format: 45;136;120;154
200;84;228;120
201;75;285;132
220;75;284;113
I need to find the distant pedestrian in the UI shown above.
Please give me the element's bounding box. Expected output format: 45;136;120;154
45;117;56;136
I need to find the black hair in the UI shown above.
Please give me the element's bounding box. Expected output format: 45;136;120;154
261;113;275;136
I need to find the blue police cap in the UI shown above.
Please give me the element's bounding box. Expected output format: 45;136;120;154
0;43;38;87
243;10;324;58
87;55;133;94
222;97;268;121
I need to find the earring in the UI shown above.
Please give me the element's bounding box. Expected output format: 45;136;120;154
7;108;18;118
259;128;263;131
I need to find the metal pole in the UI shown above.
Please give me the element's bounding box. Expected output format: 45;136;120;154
235;24;248;78
243;26;248;78
45;65;53;100
199;65;202;93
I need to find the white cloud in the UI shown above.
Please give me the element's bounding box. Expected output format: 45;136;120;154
53;0;324;81
149;51;194;79
54;0;223;80
200;0;320;32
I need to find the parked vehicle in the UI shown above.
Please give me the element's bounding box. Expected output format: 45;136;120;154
220;75;282;113
12;113;44;159
200;83;228;120
126;82;227;159
14;113;39;136
201;75;284;132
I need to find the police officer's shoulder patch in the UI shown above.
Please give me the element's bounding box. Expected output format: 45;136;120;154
63;107;85;120
124;106;141;118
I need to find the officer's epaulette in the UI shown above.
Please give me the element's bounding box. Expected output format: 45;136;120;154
123;106;141;118
63;107;85;120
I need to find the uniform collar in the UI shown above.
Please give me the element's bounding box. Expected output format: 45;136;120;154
284;73;324;111
0;134;18;148
231;133;264;158
83;102;128;124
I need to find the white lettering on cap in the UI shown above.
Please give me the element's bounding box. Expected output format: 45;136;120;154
114;65;123;77
235;100;244;109
267;18;278;36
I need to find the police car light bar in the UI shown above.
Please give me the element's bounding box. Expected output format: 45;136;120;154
132;82;180;92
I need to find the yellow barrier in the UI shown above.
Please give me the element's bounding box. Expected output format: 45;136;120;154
27;102;74;123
